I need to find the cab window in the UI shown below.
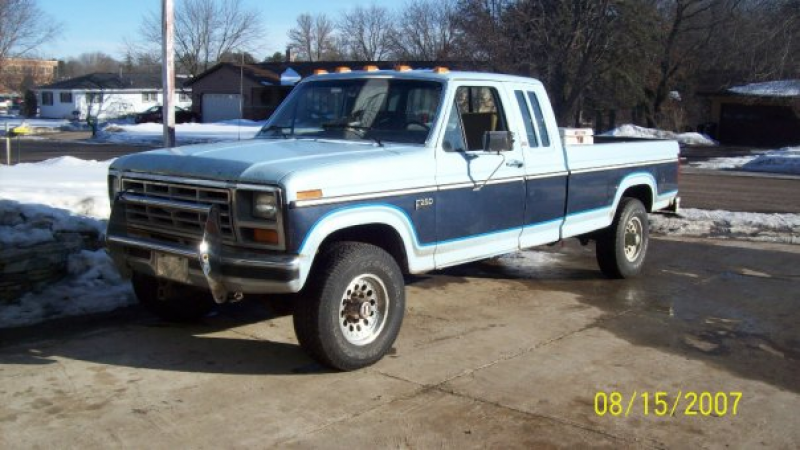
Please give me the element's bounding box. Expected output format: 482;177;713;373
527;92;550;147
454;86;507;151
514;90;538;147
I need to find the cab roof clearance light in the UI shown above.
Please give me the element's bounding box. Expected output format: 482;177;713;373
313;69;328;75
395;64;412;72
335;66;352;73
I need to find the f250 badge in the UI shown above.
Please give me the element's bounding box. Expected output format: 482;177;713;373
415;197;434;210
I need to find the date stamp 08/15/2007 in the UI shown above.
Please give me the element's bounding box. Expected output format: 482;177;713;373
594;391;743;417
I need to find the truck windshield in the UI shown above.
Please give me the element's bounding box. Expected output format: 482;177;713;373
258;78;443;145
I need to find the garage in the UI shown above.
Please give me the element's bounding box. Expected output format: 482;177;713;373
202;93;241;123
719;103;800;147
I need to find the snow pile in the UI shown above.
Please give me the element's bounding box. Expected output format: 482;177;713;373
742;147;800;175
97;119;266;145
728;80;800;98
602;124;717;146
0;248;134;328
0;156;112;218
691;146;800;175
0;200;104;246
0;200;134;328
651;209;800;244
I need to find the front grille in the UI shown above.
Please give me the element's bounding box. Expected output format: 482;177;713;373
121;178;235;241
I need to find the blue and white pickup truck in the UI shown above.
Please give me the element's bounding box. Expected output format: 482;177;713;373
107;68;679;370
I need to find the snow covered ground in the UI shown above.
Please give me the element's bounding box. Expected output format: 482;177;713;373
690;146;800;175
96;119;266;146
1;157;799;329
0;117;70;129
0;158;134;328
602;124;717;146
651;209;800;244
0;156;112;218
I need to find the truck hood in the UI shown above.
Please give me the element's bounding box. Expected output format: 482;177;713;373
110;138;401;185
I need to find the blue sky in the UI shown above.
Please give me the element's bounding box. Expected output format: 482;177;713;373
39;0;386;60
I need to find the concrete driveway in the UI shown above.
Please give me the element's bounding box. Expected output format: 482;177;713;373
1;236;799;448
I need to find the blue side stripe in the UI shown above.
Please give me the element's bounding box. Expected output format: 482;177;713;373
297;172;677;254
298;202;566;255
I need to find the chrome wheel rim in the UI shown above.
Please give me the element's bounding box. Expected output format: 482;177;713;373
338;274;389;346
624;216;644;262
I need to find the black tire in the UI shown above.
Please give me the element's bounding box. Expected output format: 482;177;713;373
596;198;649;279
293;242;405;371
132;273;216;322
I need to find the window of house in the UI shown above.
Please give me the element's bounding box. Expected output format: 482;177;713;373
142;92;158;102
86;93;104;103
60;92;73;103
453;86;508;151
41;92;53;106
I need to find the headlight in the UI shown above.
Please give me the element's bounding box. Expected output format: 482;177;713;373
253;192;278;219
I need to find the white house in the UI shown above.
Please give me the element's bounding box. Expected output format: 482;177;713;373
35;73;192;120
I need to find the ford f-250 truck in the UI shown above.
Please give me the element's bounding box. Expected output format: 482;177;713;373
106;67;679;370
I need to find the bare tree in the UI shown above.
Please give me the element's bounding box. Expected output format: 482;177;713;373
454;0;512;66
288;13;339;61
706;0;799;81
0;0;60;61
639;0;742;127
59;52;121;78
139;0;264;75
391;0;461;60
458;0;621;124
339;5;394;60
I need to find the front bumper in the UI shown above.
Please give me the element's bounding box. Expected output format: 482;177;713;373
107;194;303;301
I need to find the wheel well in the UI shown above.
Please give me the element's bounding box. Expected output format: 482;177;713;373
318;224;409;273
621;185;653;212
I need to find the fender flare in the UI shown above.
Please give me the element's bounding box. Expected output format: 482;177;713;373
294;203;434;287
609;172;656;220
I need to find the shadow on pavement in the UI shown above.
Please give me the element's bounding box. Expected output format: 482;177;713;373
0;299;329;376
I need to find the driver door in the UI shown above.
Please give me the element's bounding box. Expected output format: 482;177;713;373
433;83;526;268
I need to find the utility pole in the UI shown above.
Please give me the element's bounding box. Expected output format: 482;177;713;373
162;0;176;147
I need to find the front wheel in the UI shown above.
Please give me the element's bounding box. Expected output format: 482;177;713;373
596;198;649;279
293;242;405;371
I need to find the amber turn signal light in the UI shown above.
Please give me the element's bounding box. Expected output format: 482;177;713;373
253;228;279;245
297;189;323;200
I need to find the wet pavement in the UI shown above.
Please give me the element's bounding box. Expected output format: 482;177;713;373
1;236;799;448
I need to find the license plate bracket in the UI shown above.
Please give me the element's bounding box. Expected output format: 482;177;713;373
154;252;189;283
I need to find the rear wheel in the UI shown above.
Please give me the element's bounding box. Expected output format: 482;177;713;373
293;242;405;371
596;198;649;279
132;273;216;322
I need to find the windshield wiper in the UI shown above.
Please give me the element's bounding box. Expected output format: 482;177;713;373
321;123;383;147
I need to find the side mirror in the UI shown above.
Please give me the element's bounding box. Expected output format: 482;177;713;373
483;131;514;152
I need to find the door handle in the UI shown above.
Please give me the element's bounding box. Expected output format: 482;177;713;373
505;159;524;168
